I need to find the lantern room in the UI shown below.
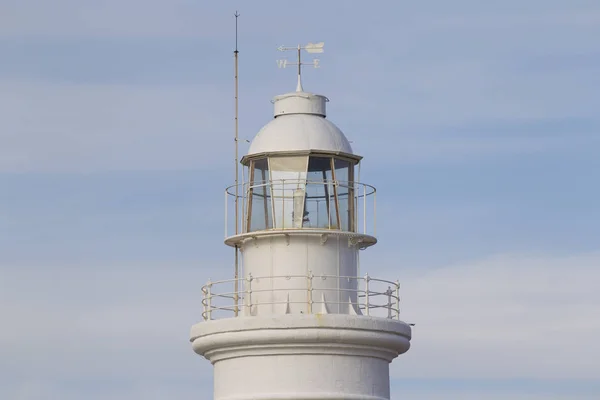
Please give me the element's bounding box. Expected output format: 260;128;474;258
224;90;377;246
240;91;363;233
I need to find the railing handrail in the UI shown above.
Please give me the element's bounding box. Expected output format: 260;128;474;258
225;179;376;199
201;272;401;321
205;273;397;287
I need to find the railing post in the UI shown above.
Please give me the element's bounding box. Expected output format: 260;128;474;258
364;273;370;316
395;279;400;320
386;286;392;319
374;189;377;237
245;273;253;316
234;275;239;317
328;184;332;229
307;270;314;314
224;190;228;239
270;180;276;230
206;279;213;320
363;185;367;234
354;182;358;233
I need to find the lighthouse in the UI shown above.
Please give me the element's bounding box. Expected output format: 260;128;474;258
190;42;412;400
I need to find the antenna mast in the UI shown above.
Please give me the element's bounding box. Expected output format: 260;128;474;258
233;11;240;316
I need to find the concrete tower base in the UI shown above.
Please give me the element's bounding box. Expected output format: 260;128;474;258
191;315;411;400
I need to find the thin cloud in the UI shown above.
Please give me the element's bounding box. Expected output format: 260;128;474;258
0;80;229;172
392;252;600;380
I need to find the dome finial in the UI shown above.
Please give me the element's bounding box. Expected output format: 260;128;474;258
276;42;324;92
296;71;304;92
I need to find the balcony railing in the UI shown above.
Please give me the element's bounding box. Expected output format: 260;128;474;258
201;272;401;321
225;179;376;239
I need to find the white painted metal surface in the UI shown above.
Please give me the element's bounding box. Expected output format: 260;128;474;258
191;315;410;400
244;234;358;315
191;54;411;400
273;92;328;117
247;113;353;155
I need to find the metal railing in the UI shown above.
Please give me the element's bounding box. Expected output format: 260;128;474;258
225;179;376;239
201;272;401;321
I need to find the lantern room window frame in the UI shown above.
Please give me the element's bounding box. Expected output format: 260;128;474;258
242;151;361;234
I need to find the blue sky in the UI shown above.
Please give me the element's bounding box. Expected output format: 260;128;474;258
1;1;599;399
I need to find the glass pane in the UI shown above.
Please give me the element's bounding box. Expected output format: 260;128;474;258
269;156;308;229
306;157;335;229
334;159;354;231
248;158;272;232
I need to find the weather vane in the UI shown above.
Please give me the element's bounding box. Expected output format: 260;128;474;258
276;42;324;92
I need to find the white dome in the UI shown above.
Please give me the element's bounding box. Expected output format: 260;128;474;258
247;114;354;156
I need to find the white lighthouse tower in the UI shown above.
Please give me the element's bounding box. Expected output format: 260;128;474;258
190;42;412;400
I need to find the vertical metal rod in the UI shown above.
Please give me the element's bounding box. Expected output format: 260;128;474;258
357;162;361;232
357;246;361;278
234;11;240;209
364;273;370;316
307;270;314;314
206;280;213;320
246;273;253;316
297;45;301;80
270;177;276;229
330;159;341;229
234;250;239;317
386;286;392;319
233;11;240;317
374;189;377;237
354;182;358;233
363;185;367;234
242;165;247;232
296;44;302;91
395;280;400;320
262;169;269;228
323;171;331;229
316;199;320;226
348;167;355;232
